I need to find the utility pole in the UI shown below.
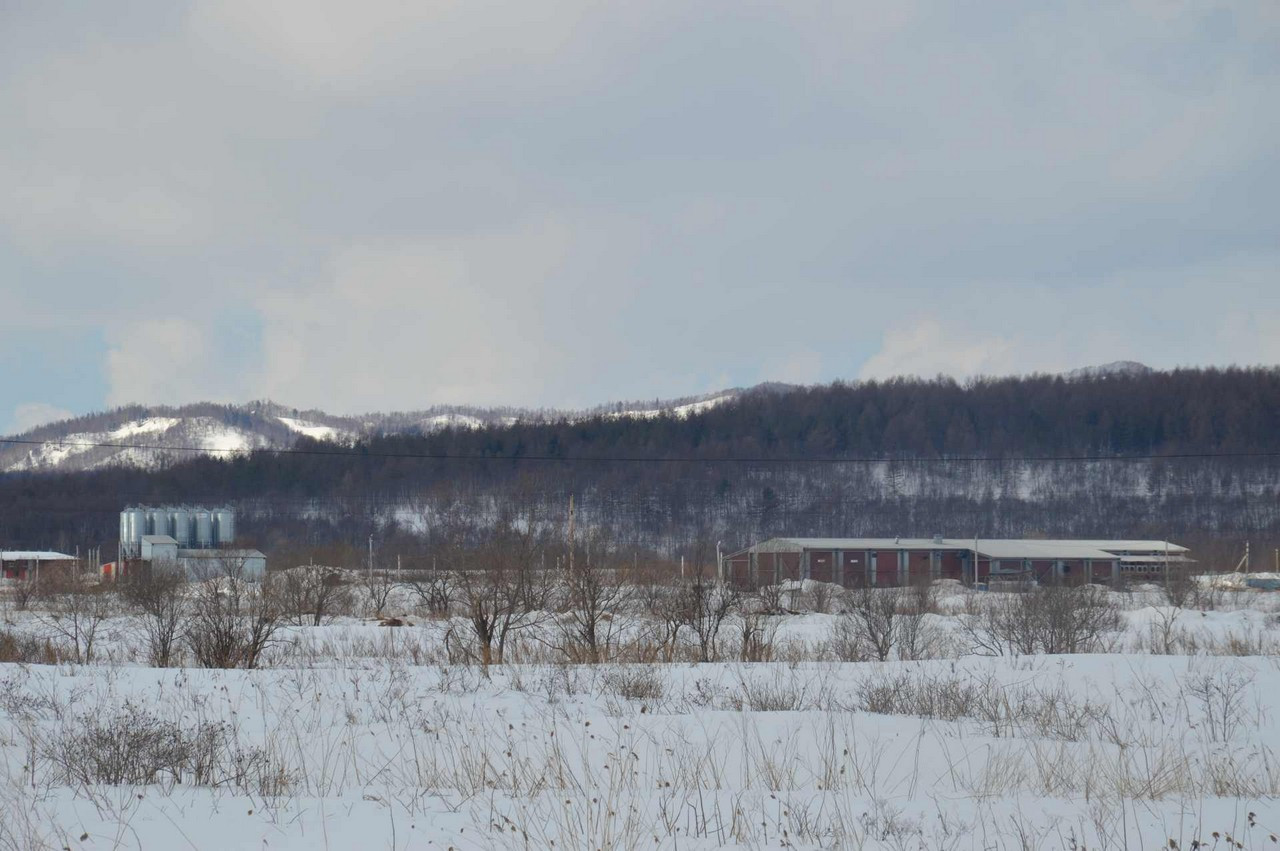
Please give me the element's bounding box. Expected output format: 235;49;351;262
567;494;575;575
368;534;374;581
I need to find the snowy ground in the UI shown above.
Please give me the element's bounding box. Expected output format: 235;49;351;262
2;587;1279;849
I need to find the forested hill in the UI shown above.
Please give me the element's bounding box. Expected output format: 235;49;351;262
374;367;1280;460
2;367;1279;562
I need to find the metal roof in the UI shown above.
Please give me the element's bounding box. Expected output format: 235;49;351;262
2;551;76;561
969;540;1118;560
733;537;1186;562
141;535;178;544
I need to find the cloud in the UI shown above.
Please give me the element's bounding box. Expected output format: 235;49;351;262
0;2;1277;416
251;217;576;411
105;319;218;407
8;402;75;434
858;319;1024;381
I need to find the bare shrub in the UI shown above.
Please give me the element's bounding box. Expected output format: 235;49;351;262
1185;665;1255;742
807;581;835;614
960;585;1121;655
43;706;288;794
0;629;63;664
9;578;39;611
602;667;666;702
736;607;779;663
1160;564;1197;609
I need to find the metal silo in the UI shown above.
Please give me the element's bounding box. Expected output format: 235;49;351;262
170;508;191;546
149;508;171;538
212;508;235;546
192;509;213;547
125;508;146;556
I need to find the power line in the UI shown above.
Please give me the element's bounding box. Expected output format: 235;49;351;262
2;435;1280;465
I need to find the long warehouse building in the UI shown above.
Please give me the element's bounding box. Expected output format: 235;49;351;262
721;537;1191;588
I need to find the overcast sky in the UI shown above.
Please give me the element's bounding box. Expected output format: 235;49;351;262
2;1;1278;432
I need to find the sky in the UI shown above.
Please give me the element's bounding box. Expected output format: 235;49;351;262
2;1;1278;433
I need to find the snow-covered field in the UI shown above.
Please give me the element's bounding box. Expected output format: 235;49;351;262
2;585;1279;850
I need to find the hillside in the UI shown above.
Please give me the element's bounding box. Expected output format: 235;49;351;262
1;366;1278;564
0;392;741;473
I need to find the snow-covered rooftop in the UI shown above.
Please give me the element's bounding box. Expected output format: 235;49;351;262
1;550;76;561
736;537;1187;561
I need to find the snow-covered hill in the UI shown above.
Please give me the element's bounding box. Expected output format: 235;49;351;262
0;390;745;472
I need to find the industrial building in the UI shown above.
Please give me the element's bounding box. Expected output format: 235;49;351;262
105;506;265;581
720;537;1192;589
118;505;237;557
1;550;77;581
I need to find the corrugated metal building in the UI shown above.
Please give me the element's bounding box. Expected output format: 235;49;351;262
720;537;1191;588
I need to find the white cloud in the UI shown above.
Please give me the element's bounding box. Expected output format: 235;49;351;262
8;402;74;434
252;217;575;411
761;350;824;385
188;0;598;88
105;319;218;407
858;319;1025;381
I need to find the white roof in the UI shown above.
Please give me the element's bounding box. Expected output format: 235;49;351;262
141;535;178;545
176;549;265;559
2;551;76;561
970;540;1118;560
747;538;971;553
738;537;1186;562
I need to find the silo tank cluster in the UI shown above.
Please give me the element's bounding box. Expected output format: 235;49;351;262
119;505;237;557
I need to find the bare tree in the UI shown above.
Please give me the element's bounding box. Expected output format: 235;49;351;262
840;586;900;662
363;569;396;618
735;596;780;662
407;565;453;618
451;517;552;666
276;566;352;626
10;577;39;612
184;557;281;669
122;566;187;667
1161;563;1197;609
557;531;629;663
41;572;114;664
677;576;736;663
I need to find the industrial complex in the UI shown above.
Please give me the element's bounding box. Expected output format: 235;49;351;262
106;506;266;580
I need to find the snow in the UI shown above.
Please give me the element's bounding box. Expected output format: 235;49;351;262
276;416;342;441
0;550;75;561
420;412;486;431
2;587;1279;849
107;416;179;440
605;393;737;420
